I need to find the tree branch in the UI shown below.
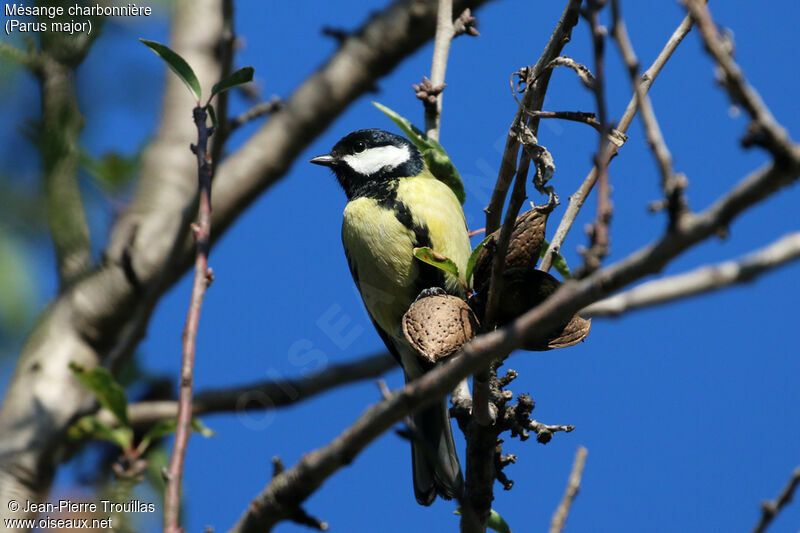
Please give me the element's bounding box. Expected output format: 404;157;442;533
751;466;800;533
549;446;587;533
97;352;395;427
683;0;792;160
164;105;215;533
582;232;800;317
38;49;92;287
540;7;698;272
610;0;688;228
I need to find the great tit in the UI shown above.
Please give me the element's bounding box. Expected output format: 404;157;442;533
311;129;470;505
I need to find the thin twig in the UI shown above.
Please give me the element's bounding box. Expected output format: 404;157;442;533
583;232;800;317
683;0;792;159
611;0;688;229
485;0;582;235
549;446;588;533
164;105;215;533
425;0;455;140
751;467;800;533
575;0;614;278
103;352;395;427
540;8;698;272
228;96;282;131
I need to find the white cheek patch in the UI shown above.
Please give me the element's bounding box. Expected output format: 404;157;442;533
342;145;410;176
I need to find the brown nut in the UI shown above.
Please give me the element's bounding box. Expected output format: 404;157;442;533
472;208;549;291
402;294;479;364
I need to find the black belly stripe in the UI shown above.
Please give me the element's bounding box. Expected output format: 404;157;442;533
352;178;449;296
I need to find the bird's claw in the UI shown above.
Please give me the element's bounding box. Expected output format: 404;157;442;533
414;287;447;302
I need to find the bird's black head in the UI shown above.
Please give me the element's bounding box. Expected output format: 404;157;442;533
310;129;424;200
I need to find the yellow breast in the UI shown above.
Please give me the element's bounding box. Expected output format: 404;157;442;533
342;175;471;339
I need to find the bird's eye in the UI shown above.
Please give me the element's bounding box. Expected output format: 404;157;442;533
354;141;366;153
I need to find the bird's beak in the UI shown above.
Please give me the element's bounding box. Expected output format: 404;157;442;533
310;154;336;167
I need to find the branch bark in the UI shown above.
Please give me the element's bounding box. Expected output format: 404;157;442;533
97;352;395;428
582;233;800;317
38;44;92;287
549;446;588;533
751;466;800;533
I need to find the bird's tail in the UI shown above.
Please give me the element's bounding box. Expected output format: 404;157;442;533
411;396;464;506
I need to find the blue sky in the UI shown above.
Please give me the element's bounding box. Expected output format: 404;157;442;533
2;1;800;532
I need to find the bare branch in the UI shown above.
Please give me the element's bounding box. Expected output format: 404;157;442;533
540;8;697;272
582;232;800;317
228;96;282;131
99;352;396;427
683;0;793;159
425;0;455;140
485;0;582;235
38;45;93;287
575;1;614;277
549;446;588;533
751;466;800;533
611;0;688;228
164;105;215;533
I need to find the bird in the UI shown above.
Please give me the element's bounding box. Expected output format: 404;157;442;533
310;128;470;505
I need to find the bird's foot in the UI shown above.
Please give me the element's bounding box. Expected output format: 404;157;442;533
414;287;446;302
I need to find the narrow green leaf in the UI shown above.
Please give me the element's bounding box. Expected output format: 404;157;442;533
69;415;133;451
191;417;215;437
413;247;460;280
139;38;201;101
69;362;129;426
372;101;466;204
372;101;433;150
540;238;572;279
453;508;512;533
465;233;494;288
206;103;218;129
137;417;215;455
422;148;466;204
487;509;512;533
211;66;254;97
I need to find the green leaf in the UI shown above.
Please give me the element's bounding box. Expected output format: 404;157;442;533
465;233;494;288
453;508;512;533
137;417;215;455
206;103;218;129
69;363;129;426
413;247;460;280
211;66;254;97
140;38;202;101
81;150;139;190
0;229;36;332
540;238;571;279
69;415;133;451
487;509;512;533
372;101;466;204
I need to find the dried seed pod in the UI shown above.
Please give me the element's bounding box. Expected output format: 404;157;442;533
472;208;549;292
469;267;591;351
402;294;479;364
524;314;591;351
